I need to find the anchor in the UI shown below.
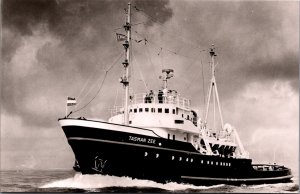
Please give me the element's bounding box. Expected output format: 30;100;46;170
92;156;107;173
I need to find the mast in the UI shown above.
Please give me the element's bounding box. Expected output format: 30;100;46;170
204;45;224;135
120;2;131;125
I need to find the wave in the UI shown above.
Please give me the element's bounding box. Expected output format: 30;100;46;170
40;173;225;191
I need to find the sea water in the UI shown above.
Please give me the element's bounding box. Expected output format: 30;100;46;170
0;170;299;193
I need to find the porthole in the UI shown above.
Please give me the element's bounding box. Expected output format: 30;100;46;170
144;152;148;157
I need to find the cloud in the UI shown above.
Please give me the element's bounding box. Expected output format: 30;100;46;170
220;81;298;172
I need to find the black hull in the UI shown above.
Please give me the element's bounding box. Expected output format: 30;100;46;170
61;119;293;186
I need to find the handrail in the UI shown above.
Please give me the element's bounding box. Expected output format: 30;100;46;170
110;92;192;116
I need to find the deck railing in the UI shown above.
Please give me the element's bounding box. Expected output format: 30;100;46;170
110;92;191;117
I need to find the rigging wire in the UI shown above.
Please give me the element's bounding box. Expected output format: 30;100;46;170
132;53;149;92
144;43;159;87
75;69;97;101
134;30;200;61
133;5;202;50
68;52;124;116
201;59;206;119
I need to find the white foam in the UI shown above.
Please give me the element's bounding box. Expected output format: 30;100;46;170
40;173;224;190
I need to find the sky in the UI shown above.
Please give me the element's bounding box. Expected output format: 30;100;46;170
1;0;299;174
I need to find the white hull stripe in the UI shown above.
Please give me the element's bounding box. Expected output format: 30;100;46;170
181;175;293;182
60;119;160;137
68;137;195;155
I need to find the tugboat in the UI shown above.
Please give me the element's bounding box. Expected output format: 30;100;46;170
59;3;293;185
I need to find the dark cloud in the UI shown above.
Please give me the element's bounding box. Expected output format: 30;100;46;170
134;0;173;26
243;52;298;82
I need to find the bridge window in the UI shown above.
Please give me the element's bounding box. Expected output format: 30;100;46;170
145;108;149;112
158;108;162;113
139;108;143;112
165;108;169;113
134;108;137;113
151;108;155;112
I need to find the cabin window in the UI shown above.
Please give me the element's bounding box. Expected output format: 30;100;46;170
211;161;214;165
130;109;132;112
173;135;175;140
134;108;137;113
207;161;210;165
179;157;182;161
173;109;175;114
172;156;175;160
158;108;162;113
182;114;184;118
165;108;169;113
191;158;193;162
144;152;148;157
156;153;159;158
129;121;132;124
139;108;143;112
145;108;149;112
201;160;203;164
151;108;155;112
186;158;189;162
229;163;231;167
184;137;186;141
168;134;170;139
187;115;190;120
216;162;218;165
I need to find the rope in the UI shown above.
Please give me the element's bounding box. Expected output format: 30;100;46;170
69;52;124;116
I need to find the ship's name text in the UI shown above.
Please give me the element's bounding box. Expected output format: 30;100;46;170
129;136;156;144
